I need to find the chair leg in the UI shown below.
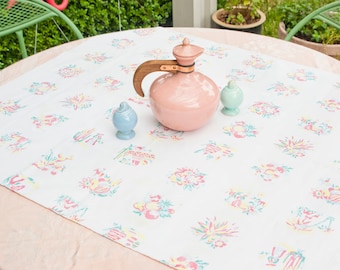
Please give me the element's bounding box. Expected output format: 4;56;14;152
15;30;28;58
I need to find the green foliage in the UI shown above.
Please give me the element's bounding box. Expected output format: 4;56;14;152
0;0;172;69
218;0;262;25
276;0;340;44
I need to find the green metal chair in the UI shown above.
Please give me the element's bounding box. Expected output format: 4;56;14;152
0;0;83;58
285;1;340;41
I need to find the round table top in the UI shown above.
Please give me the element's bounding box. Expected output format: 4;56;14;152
0;28;340;270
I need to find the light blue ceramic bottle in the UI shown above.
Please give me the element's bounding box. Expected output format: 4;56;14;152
220;80;243;116
112;102;137;140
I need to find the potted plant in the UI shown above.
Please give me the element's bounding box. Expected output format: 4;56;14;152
212;0;266;34
276;0;340;58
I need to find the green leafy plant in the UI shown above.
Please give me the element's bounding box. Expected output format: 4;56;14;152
216;0;262;25
0;0;172;69
276;0;340;44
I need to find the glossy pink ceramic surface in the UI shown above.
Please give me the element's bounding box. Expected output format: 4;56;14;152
133;38;219;131
149;71;219;131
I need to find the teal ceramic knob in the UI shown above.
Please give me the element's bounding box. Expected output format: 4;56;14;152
220;81;243;116
113;102;137;140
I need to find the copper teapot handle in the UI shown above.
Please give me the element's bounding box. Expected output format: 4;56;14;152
133;59;195;97
133;60;178;97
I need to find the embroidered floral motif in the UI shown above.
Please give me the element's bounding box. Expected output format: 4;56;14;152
32;114;68;128
94;76;123;91
260;246;305;269
298;117;332;135
286;206;334;232
2;174;38;192
133;195;175;220
58;64;83;78
0;132;31;152
149;123;184;140
28;82;57;95
80;168;121;197
243;55;272;69
111;38;135;49
252;163;292;181
227;69;255;82
144;48;170;59
249;101;280;118
163;256;209;270
204;45;229;59
104;223;142;248
194;141;234;160
318;99;340;112
84;52;111;64
223;121;258;138
287;69;316;81
128;96;150;107
114;144;155;166
168;167;206;190
120;63;139;74
62;93;93;110
225;189;266;215
33;150;72;175
312;178;340;205
73;128;104;145
267;82;299;96
192;217;238;248
0;100;25;115
52;195;88;222
276;136;313;158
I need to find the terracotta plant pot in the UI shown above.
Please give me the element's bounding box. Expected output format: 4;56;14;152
278;22;340;58
212;8;266;34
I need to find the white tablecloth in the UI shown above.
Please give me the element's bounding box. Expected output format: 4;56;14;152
1;27;340;270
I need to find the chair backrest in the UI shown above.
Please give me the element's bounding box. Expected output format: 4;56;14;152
285;1;340;41
0;0;83;58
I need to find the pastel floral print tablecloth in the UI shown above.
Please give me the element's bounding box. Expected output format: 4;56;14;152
1;27;340;270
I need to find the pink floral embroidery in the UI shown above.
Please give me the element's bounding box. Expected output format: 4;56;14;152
0;100;25;116
312;178;340;205
32;114;68;128
252;163;292;181
133;195;175;220
225;189;266;214
163;256;208;270
298;117;332;135
169;167;206;190
194;141;234;159
80;168;121;197
58;64;83;78
28;82;57;95
267;82;299;96
318;99;340;112
260;246;305;270
286;206;334;232
104;223;142;248
243;55;272;69
62;93;93;110
192;217;238;248
33;150;72;175
276;136;313;158
2;174;38;192
287;69;316;81
52;195;88;222
114;145;155;166
223;121;258;138
249;101;280;118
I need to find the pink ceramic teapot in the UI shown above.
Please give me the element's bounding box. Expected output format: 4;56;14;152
133;38;219;131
